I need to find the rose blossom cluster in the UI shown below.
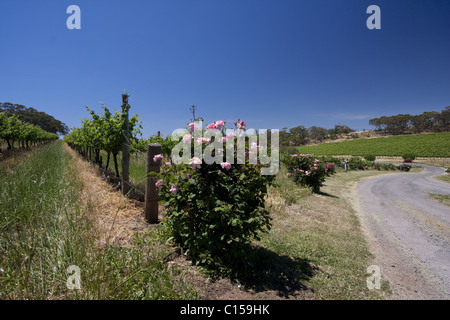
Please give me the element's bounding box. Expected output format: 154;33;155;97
234;120;246;131
155;118;275;190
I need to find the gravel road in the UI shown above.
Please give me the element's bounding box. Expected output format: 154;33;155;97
356;164;450;299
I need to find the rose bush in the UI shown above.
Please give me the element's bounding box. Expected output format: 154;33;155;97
281;153;335;192
156;120;274;274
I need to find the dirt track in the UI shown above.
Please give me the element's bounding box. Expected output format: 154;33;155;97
355;164;450;299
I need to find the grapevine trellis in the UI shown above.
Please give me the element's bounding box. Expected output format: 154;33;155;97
63;94;164;223
63;96;140;179
0;112;59;150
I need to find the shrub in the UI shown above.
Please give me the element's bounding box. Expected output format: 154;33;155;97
402;153;416;163
364;154;376;162
348;157;365;170
157;120;274;274
281;153;335;192
396;164;412;171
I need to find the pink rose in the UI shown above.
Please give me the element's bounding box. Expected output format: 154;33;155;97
170;184;179;195
189;157;202;169
153;154;163;163
237;120;246;131
165;162;172;166
215;120;224;130
287;173;292;176
183;134;193;144
188;122;198;133
155;180;164;188
206;123;217;130
197;137;210;144
220;162;232;171
250;142;263;152
226;132;235;139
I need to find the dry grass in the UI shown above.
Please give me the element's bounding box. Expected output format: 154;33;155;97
64;144;151;248
429;194;450;207
435;174;450;184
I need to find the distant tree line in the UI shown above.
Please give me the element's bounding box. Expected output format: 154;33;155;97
280;106;449;148
280;124;354;147
0;102;69;135
369;107;450;135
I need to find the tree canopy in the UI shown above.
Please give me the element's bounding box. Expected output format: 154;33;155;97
369;107;450;135
0;102;69;135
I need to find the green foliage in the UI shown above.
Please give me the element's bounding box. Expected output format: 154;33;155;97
369;106;450;135
323;156;396;171
280;124;356;148
401;153;416;162
364;154;376;161
0;112;58;149
0;102;69;135
63;105;141;175
131;134;181;158
396;164;412;171
157;120;274;275
64;105;140;153
281;153;335;192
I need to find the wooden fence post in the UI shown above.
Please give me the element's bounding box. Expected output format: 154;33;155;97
145;143;161;223
121;93;131;196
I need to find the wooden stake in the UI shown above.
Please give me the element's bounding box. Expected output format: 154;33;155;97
145;143;161;223
121;93;130;195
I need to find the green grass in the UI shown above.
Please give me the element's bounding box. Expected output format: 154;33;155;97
435;174;450;184
268;165;312;205
429;194;450;206
296;132;450;157
0;141;198;299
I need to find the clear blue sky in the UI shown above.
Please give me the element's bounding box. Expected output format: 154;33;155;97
1;0;449;137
